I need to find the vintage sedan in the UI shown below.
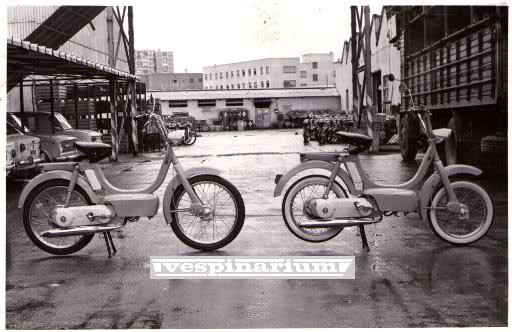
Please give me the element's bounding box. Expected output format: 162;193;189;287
7;113;80;162
7;121;42;176
5;141;15;175
14;111;103;142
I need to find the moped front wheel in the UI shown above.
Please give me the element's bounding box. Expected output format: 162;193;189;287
169;175;245;251
183;131;197;146
428;180;494;245
23;179;95;255
282;175;347;242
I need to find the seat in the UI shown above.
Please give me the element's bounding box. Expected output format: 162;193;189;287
75;141;111;163
300;152;342;162
335;131;373;155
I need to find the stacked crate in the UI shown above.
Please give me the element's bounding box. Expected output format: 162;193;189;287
37;100;97;131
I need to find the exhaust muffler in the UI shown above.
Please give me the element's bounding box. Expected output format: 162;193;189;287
41;224;124;238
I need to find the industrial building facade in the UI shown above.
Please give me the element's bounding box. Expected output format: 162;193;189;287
203;53;336;90
152;88;340;128
141;73;203;91
135;49;174;75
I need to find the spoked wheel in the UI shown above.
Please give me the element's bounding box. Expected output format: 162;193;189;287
23;179;94;255
282;175;347;242
428;180;494;245
183;130;197;145
169;175;245;251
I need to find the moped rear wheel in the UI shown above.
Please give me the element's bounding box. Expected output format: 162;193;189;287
183;130;197;146
282;175;347;242
23;179;94;255
428;180;494;245
169;175;245;251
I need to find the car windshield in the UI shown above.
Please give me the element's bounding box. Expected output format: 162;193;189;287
7;122;21;135
8;114;30;134
53;113;73;130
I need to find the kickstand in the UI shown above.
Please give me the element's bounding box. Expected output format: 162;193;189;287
359;225;370;252
103;231;117;258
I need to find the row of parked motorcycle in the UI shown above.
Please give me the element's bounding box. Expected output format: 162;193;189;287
6;111;103;178
303;114;354;145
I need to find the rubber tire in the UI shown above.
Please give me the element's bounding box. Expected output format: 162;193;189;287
400;114;419;161
183;131;197;146
282;175;347;243
427;180;494;245
170;175;245;251
23;179;95;255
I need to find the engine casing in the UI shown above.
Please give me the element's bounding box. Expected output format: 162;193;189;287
308;197;374;219
53;205;115;227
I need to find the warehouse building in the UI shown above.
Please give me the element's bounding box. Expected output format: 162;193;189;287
151;87;340;129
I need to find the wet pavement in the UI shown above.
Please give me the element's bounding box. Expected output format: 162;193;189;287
5;129;508;328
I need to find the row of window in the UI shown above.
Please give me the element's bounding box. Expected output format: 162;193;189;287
205;80;271;90
205;66;270;81
169;99;245;108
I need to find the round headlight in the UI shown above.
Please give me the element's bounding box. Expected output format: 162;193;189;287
19;143;26;152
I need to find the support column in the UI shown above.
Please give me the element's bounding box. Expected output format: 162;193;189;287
109;81;118;161
128;6;138;155
130;81;138;155
50;80;55;134
19;80;26;132
74;83;79;128
350;6;359;124
363;6;378;151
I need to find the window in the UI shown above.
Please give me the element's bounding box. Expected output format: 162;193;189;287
249;82;252;88
169;100;188;108
242;83;246;88
226;99;243;106
283;80;296;87
231;84;234;89
300;84;307;87
333;70;336;77
226;71;229;78
231;71;234;78
173;79;177;83
266;80;270;88
253;68;257;75
266;66;269;74
242;70;245;76
254;82;257;88
300;71;307;78
220;85;223;89
312;74;318;82
248;68;251;76
260;81;264;88
237;83;241;89
204;74;208;81
383;75;389;103
237;70;240;77
220;72;223;79
199;77;203;83
215;73;218;79
283;66;297;73
215;85;218;89
226;85;229;89
260;67;263;75
312;62;318;69
209;73;212;80
198;99;216;107
189;78;194;83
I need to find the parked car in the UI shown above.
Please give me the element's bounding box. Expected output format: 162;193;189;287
7;113;80;162
5;141;15;175
7;121;42;176
13;111;103;142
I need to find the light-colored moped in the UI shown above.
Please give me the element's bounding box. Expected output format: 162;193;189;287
274;78;494;251
18;112;245;255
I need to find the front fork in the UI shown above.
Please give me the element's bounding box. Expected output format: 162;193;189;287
172;159;212;218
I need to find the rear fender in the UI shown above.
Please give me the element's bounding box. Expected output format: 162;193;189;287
162;167;222;224
273;160;357;197
18;170;99;208
418;164;482;221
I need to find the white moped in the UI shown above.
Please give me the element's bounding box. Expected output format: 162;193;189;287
274;78;493;251
19;112;245;255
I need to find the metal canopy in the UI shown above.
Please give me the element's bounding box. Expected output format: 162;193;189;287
7;38;139;91
25;6;107;49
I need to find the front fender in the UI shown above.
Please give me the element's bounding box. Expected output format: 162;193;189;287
273;160;357;197
18;170;99;208
418;164;482;221
162;167;222;224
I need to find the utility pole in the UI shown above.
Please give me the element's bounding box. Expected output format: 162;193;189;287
128;5;138;156
350;6;359;121
107;7;118;161
363;6;378;151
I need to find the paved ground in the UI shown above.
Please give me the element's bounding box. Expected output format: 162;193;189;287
5;129;508;328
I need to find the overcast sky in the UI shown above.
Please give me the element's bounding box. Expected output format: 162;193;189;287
133;0;383;73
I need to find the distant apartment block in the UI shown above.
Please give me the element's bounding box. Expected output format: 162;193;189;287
140;73;203;91
203;53;336;90
135;49;174;75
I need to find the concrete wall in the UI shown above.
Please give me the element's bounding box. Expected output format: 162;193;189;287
141;73;203;90
160;96;340;126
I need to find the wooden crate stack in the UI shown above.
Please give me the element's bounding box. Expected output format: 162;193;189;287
37;100;97;131
34;85;67;101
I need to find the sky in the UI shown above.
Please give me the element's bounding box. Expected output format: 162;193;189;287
133;0;383;73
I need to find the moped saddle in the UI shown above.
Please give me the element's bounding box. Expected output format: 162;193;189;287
75;141;112;163
335;131;372;154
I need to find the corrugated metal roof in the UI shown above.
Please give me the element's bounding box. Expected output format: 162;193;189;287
7;37;138;91
150;87;340;101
